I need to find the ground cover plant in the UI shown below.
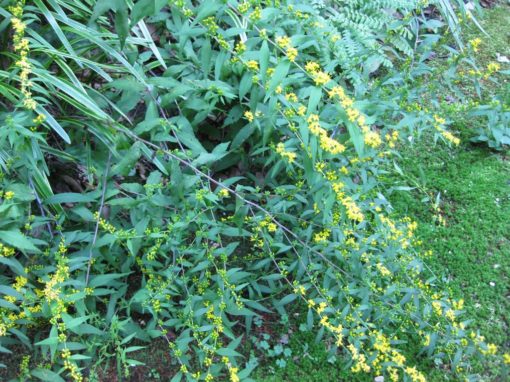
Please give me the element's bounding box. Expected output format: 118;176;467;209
0;0;508;381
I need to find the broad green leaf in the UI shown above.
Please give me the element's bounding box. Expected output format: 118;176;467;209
0;230;41;253
267;60;290;96
44;192;98;204
31;369;65;382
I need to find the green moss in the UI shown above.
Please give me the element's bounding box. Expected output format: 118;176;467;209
389;137;510;379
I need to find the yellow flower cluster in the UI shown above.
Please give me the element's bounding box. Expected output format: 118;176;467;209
218;188;229;198
1;190;15;200
305;61;331;86
305;61;320;73
256;215;277;233
405;366;426;382
469;37;482;52
276;35;291;49
285;92;298;102
275;35;298;62
376;263;391;277
307;300;343;346
0;243;15;257
385;130;399;148
286;47;298;62
94;211;116;234
202;16;229;49
348;344;371;373
246;60;259;71
220;357;239;382
10;1;37;110
238;1;250;14
306;114;346;155
275;142;297;163
13;275;27;291
293;284;306;295
340;195;364;222
43;261;69;302
485;62;501;79
249;6;261;22
62;348;83;382
244;110;254;122
329;86;382;148
328;181;364;222
205;304;224;335
17;354;30;380
313;229;330;243
433;114;460;145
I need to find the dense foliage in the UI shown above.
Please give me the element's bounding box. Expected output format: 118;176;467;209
0;0;508;381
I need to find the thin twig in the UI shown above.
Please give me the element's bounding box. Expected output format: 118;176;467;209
28;177;54;239
85;152;112;286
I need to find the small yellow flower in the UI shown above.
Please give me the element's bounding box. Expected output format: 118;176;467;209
276;35;291;49
246;60;259;71
316;301;327;314
305;61;320;74
313;71;331;86
3;191;14;200
469;37;482;52
267;222;277;232
376;263;391;277
285;92;297;102
487;343;497;355
286;47;298;62
487;62;500;73
244;110;254;122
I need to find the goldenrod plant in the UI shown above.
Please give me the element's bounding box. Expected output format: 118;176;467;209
0;0;508;381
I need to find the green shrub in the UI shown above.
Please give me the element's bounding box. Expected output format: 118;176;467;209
0;1;507;381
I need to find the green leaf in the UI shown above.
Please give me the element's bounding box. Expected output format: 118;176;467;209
267;61;290;96
239;72;252;100
36;106;70;144
89;273;130;288
307;86;322;112
0;257;26;275
44;192;97;204
115;5;129;49
0;286;24;300
131;0;156;26
173;117;206;156
277;294;297;306
347;123;364;157
216;347;242;357
0;230;41;253
259;41;270;82
192;142;230;167
90;0;115;22
31;369;65;382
